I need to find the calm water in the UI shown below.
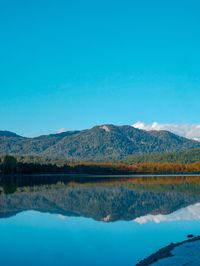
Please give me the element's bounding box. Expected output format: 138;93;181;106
1;175;200;266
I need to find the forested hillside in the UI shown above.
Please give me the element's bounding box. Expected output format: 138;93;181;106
0;125;199;160
124;148;200;164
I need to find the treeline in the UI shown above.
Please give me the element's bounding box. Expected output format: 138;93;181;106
0;155;200;175
0;156;131;175
124;148;200;164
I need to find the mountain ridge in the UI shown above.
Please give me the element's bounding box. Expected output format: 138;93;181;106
0;124;199;160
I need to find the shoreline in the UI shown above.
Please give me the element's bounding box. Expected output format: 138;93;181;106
1;173;200;177
136;236;200;266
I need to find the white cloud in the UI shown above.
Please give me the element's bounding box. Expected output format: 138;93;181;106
133;121;200;141
134;203;200;224
57;128;67;134
58;214;66;220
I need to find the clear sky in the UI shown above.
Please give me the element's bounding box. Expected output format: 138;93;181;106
0;0;200;136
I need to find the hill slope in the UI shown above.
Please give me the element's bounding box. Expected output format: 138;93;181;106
0;125;199;160
124;148;200;164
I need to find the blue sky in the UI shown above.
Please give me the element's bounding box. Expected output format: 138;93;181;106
0;0;200;136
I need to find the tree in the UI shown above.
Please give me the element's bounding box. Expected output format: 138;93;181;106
3;156;17;175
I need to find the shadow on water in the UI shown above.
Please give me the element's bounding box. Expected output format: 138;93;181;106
0;174;118;194
0;174;126;188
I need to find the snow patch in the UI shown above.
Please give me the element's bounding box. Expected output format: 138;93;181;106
102;214;112;222
100;125;110;132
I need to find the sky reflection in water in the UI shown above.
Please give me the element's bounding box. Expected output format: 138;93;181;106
1;175;200;266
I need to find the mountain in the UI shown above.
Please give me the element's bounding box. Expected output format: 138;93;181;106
0;125;200;160
1;180;200;221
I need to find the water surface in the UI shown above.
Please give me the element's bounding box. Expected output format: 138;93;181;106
1;175;200;266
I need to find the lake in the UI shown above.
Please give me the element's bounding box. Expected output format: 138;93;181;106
1;175;200;266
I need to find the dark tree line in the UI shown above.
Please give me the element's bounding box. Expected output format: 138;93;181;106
0;156;129;175
0;155;200;176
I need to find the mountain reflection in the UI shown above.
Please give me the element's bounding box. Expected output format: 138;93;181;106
1;175;200;221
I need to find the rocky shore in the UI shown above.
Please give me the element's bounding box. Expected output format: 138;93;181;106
136;236;200;266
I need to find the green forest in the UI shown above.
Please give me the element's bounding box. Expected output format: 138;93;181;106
0;152;200;175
